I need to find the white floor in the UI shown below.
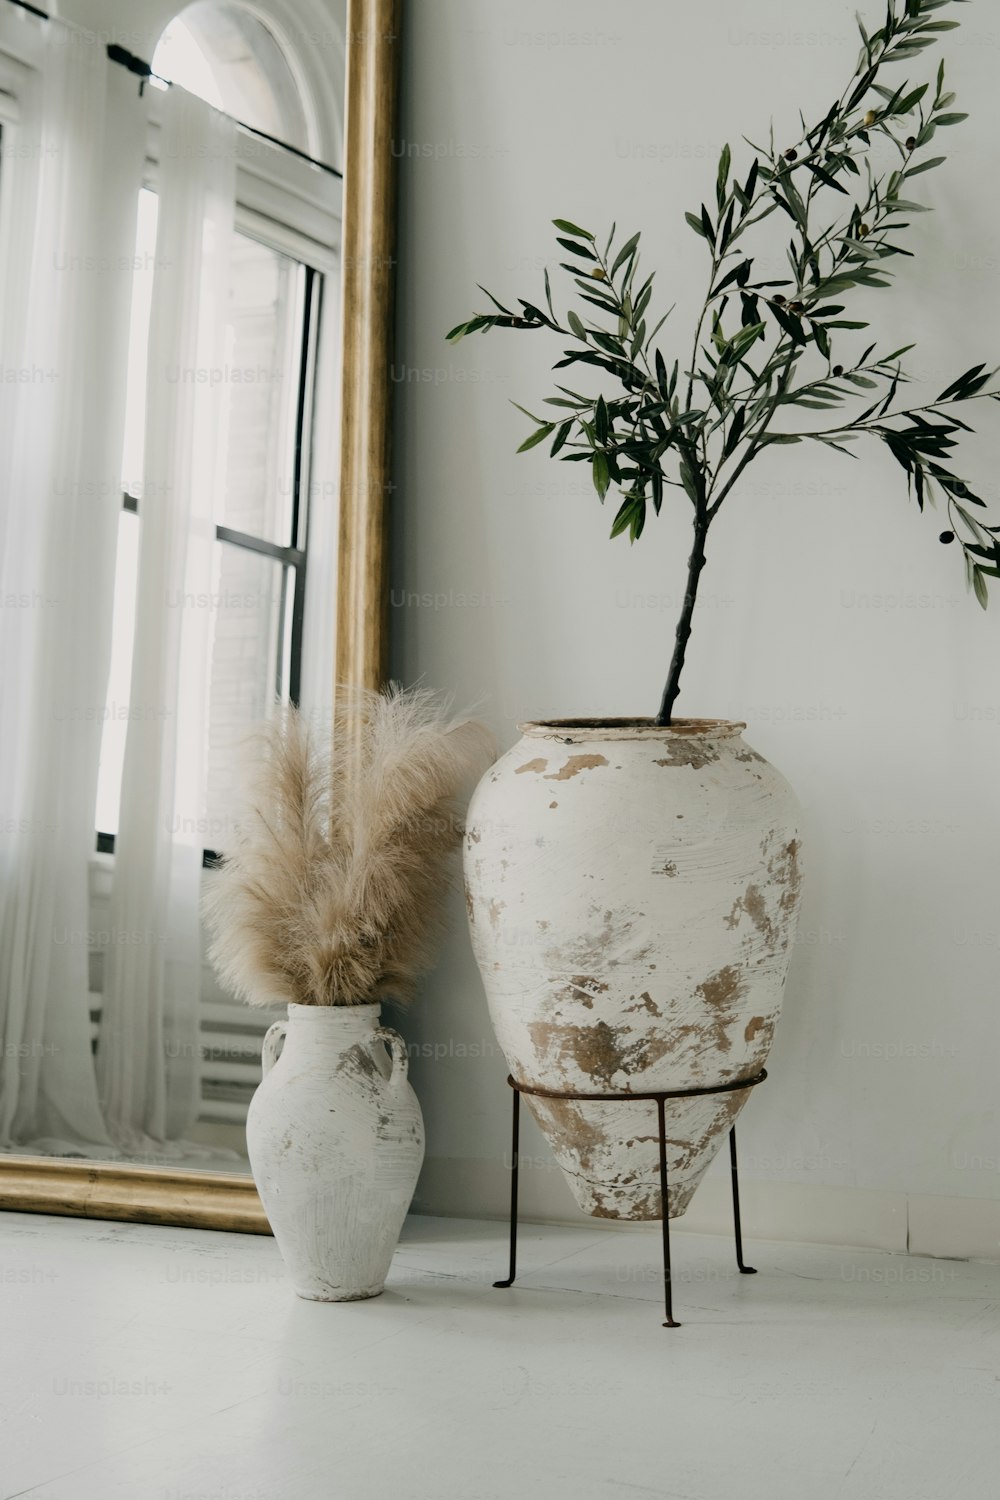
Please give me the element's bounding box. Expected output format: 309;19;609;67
2;1211;999;1500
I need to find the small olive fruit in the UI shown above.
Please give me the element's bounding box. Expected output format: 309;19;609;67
940;531;956;545
591;268;607;281
864;109;878;127
833;364;845;378
906;136;917;152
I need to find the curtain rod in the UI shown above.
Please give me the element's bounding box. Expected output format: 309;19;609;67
4;0;343;180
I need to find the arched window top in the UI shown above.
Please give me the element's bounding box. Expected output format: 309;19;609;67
153;1;313;154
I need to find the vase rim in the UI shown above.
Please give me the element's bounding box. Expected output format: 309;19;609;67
518;717;747;742
286;1002;381;1019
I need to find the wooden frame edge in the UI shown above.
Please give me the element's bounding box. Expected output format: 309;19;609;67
336;0;401;691
0;2;402;1235
0;1156;271;1234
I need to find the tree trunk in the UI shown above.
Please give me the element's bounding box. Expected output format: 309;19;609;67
656;520;708;726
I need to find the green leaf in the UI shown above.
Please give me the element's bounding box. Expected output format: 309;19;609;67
630;500;646;542
592;451;610;500
905;156;947;177
611;232;641;277
728;322;766;361
550;421;572;457
578;290;619;316
973;568;989;610
817;277;863;297
557;237;597;261
716;143;732;209
655;348;669;401
609;500;631;538
552;219;594;241
567;311;587;341
814;435;861;459
591;330;626;356
938;364;988;401
685;211;708;239
608;491;648;543
894;84;929;115
517;423;556;453
934;112;968;126
806;161;850;196
771;303;807;344
722;407;746;458
595;395;609;446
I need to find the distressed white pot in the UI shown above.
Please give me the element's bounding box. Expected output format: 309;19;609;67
246;1003;424;1300
464;719;802;1220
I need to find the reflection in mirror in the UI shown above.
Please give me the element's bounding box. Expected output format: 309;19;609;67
0;0;350;1178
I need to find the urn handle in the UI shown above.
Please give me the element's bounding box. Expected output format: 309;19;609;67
372;1026;409;1086
261;1020;288;1077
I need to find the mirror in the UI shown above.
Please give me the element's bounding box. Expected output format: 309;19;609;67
0;0;399;1228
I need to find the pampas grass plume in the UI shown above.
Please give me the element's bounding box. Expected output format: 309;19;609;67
203;685;495;1008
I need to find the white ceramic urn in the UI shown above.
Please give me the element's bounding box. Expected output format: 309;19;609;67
246;1003;424;1300
464;719;802;1220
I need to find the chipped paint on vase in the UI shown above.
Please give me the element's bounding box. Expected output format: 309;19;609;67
246;1003;424;1299
464;720;802;1220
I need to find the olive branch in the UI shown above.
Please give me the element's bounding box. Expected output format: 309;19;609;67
448;0;1000;724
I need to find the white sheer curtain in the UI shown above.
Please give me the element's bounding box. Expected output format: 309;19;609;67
0;24;146;1153
97;88;236;1151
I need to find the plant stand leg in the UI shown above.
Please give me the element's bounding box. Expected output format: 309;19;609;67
657;1097;680;1328
729;1127;756;1275
494;1086;520;1289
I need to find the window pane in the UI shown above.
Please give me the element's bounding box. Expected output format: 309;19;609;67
219;236;306;547
204;541;288;842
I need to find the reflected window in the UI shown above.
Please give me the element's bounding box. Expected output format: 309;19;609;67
153;2;312;153
96;7;322;843
95;191;316;841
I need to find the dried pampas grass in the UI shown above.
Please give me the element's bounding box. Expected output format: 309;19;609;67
203;686;495;1008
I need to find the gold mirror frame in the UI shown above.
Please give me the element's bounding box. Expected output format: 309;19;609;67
0;0;401;1234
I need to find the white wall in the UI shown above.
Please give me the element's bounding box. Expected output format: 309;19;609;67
391;0;1000;1256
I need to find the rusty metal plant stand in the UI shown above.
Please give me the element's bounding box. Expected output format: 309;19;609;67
494;1069;767;1327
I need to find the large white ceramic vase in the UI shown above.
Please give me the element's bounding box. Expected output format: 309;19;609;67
246;1003;425;1299
464;719;802;1219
